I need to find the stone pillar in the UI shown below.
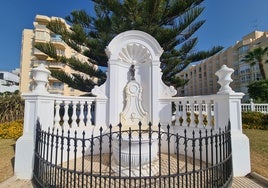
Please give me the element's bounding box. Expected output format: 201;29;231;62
215;65;251;177
94;97;108;128
151;62;160;125
14;64;54;179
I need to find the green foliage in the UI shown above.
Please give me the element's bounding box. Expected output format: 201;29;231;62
248;80;268;103
0;91;24;123
37;0;223;93
243;46;268;79
34;42;59;60
242;112;268;130
0;120;23;139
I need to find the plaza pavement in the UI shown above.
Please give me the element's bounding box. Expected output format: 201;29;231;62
0;174;267;188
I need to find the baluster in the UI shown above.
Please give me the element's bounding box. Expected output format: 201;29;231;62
193;101;199;128
78;101;85;127
54;100;61;128
86;101;92;126
202;102;206;114
211;102;215;127
63;101;70;129
198;100;203;128
182;100;187;127
175;101;180;126
72;101;78;128
202;102;208;128
190;100;195;127
206;100;213;129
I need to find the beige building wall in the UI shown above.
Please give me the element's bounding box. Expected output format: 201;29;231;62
20;15;96;96
178;30;268;101
20;29;34;93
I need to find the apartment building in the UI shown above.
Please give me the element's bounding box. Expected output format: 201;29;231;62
20;15;96;95
178;30;268;101
0;70;20;93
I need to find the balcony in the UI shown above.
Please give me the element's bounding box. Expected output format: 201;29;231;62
51;37;66;49
32;60;64;70
48;75;58;81
48;62;64;69
31;60;48;67
33;48;48;59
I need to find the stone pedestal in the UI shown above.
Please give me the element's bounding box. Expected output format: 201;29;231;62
215;65;251;176
111;125;159;176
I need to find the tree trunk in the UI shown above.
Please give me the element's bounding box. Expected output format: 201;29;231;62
259;61;267;79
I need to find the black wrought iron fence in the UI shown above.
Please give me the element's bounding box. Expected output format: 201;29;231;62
33;122;232;188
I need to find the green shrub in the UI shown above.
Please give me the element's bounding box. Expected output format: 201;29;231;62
242;112;267;130
0;91;24;123
0;120;23;139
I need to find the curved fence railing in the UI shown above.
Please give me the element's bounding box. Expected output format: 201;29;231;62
33;122;233;188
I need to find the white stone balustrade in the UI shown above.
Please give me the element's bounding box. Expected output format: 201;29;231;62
53;96;95;129
171;65;250;177
172;95;216;129
241;99;268;114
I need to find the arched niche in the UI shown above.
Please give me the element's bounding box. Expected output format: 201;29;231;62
92;30;176;126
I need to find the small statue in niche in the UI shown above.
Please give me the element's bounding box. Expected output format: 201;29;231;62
129;64;135;80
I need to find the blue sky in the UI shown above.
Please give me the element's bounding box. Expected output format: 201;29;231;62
0;0;268;71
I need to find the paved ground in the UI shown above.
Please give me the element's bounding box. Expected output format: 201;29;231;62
0;175;267;188
1;154;267;187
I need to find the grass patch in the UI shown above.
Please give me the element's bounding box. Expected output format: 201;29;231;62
243;129;268;178
0;139;15;183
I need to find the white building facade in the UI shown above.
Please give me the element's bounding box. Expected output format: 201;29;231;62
0;70;20;93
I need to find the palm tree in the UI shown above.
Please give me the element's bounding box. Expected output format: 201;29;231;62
243;46;268;79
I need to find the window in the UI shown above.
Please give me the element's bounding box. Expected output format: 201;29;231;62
51;82;64;90
234;70;239;76
35;31;50;41
51;34;62;42
0;73;3;79
56;49;65;56
238;45;249;55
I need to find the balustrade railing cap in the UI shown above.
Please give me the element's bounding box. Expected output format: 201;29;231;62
215;64;234;76
32;63;51;74
32;63;51;94
215;64;235;95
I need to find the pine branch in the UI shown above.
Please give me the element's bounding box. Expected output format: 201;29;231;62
35;0;223;91
66;57;106;80
50;70;97;92
34;43;58;60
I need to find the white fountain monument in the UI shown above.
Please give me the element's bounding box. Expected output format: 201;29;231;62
92;30;177;128
92;30;177;176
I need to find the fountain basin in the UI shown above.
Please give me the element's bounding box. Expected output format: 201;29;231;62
111;125;160;176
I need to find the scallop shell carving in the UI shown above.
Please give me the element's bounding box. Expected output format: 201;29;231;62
119;43;152;64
